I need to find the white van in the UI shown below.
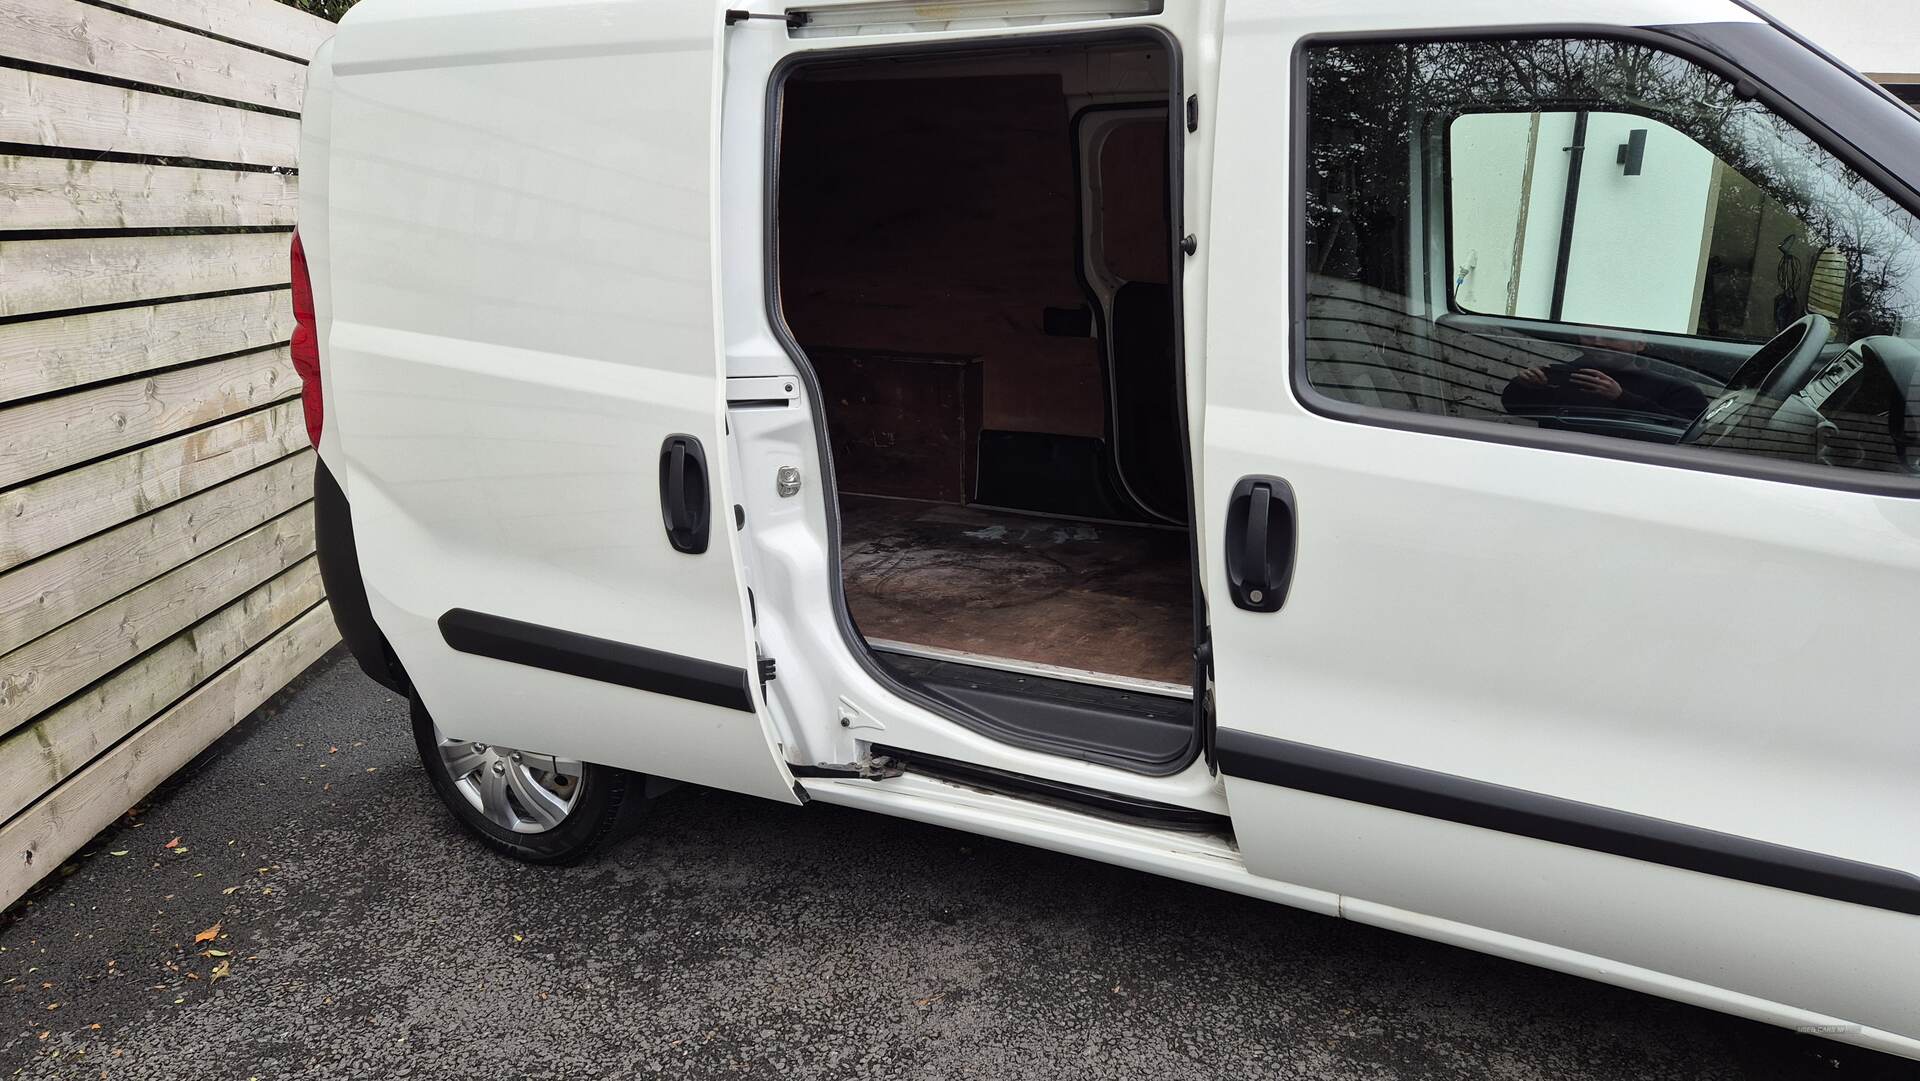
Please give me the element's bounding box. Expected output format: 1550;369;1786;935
293;0;1920;1056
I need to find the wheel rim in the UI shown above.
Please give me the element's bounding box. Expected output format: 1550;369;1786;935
433;724;584;835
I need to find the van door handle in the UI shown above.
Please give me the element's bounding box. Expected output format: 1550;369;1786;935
658;433;711;555
1224;475;1295;612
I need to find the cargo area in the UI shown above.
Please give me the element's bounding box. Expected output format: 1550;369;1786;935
774;37;1195;764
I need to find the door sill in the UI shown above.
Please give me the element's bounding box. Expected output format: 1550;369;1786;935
875;746;1227;832
869;638;1193;700
800;770;1340;916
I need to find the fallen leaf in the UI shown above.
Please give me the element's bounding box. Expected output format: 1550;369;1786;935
173;847;189;855
512;933;524;943
328;746;338;754
210;959;231;983
87;1024;100;1031
193;922;221;945
163;837;181;849
201;950;229;958
107;851;128;858
221;886;239;896
185;972;200;981
46;1002;60;1011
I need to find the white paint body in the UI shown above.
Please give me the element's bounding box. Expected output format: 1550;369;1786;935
299;0;1920;1059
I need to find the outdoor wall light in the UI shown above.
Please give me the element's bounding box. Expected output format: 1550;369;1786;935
1618;128;1648;175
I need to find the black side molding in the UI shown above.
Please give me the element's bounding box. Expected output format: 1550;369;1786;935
1216;729;1920;916
439;609;754;712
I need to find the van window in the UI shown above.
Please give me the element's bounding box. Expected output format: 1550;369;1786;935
1300;36;1920;481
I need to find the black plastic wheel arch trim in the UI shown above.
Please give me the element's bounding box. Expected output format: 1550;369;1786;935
438;608;754;712
312;457;409;693
1215;728;1920;915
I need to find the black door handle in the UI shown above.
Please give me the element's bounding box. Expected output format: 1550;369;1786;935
659;434;711;555
1224;475;1295;612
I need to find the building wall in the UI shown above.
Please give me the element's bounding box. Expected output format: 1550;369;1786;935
1759;0;1920;98
1449;111;1718;334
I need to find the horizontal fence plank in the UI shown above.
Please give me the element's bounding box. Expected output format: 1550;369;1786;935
0;398;306;571
0;154;298;231
0;345;295;488
0;289;292;404
0;504;315;735
0;0;307;111
0;66;299;168
0;449;312;654
0;555;323;825
0;602;337;909
91;0;333;63
0;232;290;319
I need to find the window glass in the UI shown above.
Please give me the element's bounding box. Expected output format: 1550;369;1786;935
1302;37;1920;479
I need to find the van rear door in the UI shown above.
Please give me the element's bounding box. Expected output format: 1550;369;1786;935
320;1;798;803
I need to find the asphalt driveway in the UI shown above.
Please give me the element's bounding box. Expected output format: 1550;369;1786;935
1;649;1911;1080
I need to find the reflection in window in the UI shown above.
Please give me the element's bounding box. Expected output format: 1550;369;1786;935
1302;36;1920;479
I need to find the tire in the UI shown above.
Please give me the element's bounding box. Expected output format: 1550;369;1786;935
410;695;647;864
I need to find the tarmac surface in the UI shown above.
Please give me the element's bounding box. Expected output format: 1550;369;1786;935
2;649;1912;1079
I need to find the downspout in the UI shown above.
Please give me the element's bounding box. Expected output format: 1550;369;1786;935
1548;110;1590;322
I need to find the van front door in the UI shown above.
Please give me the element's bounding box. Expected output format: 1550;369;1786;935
323;2;798;803
1202;5;1920;1042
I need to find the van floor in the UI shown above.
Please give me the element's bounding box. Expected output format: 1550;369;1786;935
838;495;1193;687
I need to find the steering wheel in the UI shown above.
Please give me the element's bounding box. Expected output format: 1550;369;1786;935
1724;313;1833;399
1681;314;1833;446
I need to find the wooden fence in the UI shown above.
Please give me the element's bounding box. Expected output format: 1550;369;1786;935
0;0;339;909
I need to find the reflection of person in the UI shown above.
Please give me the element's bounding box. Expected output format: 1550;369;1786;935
1501;335;1709;424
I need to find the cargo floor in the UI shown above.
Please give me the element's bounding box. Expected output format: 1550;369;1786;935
838;496;1194;687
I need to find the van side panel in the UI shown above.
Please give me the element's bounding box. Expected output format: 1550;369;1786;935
311;0;798;802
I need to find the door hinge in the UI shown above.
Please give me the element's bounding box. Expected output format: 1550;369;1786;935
1185;94;1199;133
861;754;906;780
757;654;778;684
725;8;809;27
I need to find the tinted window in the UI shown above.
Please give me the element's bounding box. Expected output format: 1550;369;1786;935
1301;37;1920;480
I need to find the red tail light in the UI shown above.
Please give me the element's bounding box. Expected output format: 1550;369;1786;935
289;229;323;447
